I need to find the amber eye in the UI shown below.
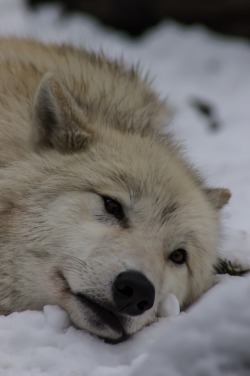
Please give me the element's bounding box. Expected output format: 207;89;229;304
169;249;187;265
103;197;125;221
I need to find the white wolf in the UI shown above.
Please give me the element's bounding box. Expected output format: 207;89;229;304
0;38;230;342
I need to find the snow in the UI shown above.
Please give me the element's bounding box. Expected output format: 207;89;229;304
158;293;180;318
132;276;250;376
0;0;250;375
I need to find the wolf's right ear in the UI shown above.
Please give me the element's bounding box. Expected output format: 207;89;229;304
205;188;231;209
32;72;93;153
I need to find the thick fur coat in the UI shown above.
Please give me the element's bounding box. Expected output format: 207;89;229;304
0;38;230;342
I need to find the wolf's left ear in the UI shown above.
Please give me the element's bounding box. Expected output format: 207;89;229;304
32;72;93;153
205;188;231;209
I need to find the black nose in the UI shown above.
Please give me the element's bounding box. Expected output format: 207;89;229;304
113;271;155;316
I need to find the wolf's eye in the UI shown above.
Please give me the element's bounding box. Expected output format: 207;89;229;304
103;197;125;221
169;249;187;265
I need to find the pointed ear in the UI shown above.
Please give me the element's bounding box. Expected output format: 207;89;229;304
32;72;93;153
205;188;231;209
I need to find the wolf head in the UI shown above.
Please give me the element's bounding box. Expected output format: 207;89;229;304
0;73;230;342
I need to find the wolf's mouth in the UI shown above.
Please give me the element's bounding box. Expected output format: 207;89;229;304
57;270;127;342
76;293;127;343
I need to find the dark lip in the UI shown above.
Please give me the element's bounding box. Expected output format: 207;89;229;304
76;293;127;342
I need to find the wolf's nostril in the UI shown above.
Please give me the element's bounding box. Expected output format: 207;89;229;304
116;284;134;298
137;300;149;312
113;271;155;316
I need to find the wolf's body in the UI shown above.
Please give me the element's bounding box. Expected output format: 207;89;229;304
0;38;230;342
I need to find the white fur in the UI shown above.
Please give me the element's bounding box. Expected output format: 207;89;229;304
0;38;230;342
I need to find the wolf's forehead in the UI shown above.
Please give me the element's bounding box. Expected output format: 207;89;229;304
91;166;186;207
83;136;199;205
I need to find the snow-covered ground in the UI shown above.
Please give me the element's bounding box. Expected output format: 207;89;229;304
0;0;250;375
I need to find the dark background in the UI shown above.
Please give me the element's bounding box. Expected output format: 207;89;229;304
27;0;250;39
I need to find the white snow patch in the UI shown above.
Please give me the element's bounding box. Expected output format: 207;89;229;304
159;293;180;318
